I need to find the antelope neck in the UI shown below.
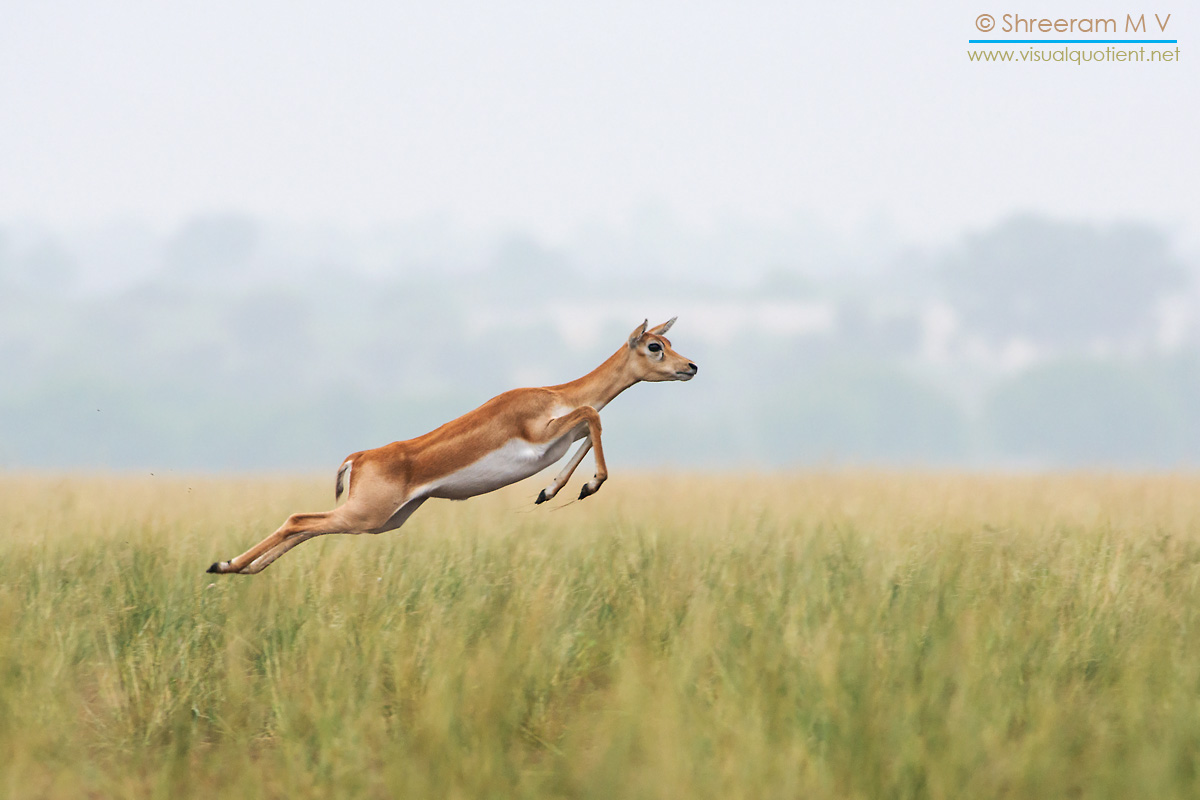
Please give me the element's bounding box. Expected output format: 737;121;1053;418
552;347;638;412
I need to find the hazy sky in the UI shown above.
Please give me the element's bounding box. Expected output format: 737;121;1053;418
2;1;1196;247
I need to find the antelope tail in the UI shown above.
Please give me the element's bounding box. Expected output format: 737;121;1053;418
335;460;353;503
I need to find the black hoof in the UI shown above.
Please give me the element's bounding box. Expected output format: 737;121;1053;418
579;485;592;500
207;562;222;574
536;489;549;504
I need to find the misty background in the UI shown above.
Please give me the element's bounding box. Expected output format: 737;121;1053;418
2;2;1198;471
3;211;1198;470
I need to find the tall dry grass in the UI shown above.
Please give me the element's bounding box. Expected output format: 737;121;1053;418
3;472;1200;798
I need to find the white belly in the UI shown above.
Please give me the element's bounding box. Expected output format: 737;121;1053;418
430;436;576;500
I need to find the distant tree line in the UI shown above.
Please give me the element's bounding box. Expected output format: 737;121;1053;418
1;212;1196;469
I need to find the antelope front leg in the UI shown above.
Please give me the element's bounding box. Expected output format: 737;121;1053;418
537;439;592;504
530;406;608;503
577;436;608;500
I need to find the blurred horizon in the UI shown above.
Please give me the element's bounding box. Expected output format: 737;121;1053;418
5;207;1200;472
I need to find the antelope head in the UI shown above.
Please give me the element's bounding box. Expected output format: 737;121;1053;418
627;317;698;382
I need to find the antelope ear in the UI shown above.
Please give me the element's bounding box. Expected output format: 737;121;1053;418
628;319;649;349
648;317;677;336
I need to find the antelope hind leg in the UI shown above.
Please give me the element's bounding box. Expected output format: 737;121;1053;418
208;510;346;575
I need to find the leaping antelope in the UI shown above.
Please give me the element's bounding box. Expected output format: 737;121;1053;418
208;318;697;575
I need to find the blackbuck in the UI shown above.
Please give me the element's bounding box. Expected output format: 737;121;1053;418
208;318;697;574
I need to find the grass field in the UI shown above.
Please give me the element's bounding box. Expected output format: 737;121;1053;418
4;473;1200;798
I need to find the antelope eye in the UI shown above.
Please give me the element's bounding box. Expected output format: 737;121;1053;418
647;342;662;352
